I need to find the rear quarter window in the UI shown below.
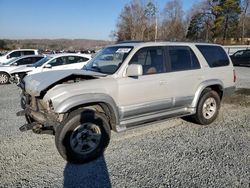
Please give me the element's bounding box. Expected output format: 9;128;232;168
196;45;229;67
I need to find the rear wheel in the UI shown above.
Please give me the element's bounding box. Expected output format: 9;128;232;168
0;72;10;84
55;110;110;164
185;89;221;125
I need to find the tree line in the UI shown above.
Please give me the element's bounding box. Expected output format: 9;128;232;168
113;0;250;44
0;39;111;51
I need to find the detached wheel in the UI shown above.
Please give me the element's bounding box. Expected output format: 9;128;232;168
55;110;111;164
192;89;220;125
0;72;10;84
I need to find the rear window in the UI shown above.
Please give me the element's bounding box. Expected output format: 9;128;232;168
196;45;229;67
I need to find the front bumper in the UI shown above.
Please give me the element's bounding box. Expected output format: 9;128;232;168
17;107;59;134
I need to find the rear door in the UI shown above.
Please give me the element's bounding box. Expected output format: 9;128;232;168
165;46;202;108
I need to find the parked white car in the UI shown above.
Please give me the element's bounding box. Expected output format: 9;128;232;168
10;53;91;83
0;49;39;65
0;55;45;84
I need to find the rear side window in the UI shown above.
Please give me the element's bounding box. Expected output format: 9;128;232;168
31;56;43;63
16;57;33;65
16;56;43;65
23;51;35;55
196;45;229;67
168;46;200;72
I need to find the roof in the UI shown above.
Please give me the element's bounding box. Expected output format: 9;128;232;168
10;49;38;51
46;53;91;58
109;41;222;48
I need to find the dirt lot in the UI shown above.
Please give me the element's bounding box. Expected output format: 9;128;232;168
0;67;250;188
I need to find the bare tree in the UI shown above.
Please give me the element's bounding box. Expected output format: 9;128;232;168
186;0;215;42
145;1;158;41
240;0;250;43
160;0;186;41
116;0;149;41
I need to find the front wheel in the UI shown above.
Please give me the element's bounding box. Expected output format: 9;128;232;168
189;89;221;125
0;72;10;84
55;110;111;164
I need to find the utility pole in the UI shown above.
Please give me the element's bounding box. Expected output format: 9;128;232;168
155;16;158;42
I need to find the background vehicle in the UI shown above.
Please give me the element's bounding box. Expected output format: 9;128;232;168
0;55;44;84
17;42;235;164
10;53;91;83
0;49;39;65
230;49;250;66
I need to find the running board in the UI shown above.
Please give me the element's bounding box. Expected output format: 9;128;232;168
118;107;195;132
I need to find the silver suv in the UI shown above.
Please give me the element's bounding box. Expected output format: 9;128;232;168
17;42;236;163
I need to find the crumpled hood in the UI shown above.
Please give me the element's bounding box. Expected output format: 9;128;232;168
23;69;106;96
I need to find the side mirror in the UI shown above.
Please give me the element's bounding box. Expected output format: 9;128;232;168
13;63;18;66
126;64;143;77
44;64;52;69
7;55;10;59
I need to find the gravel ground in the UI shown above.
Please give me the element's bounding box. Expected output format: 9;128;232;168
235;66;250;89
0;67;250;188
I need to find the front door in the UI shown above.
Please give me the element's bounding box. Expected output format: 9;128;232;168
117;46;173;120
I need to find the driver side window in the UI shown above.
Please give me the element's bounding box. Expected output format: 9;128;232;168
129;47;165;75
48;57;65;67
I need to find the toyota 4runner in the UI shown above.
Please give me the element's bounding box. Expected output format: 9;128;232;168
17;42;236;163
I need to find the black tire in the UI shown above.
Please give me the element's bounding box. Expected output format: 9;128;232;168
186;89;220;125
55;110;111;164
0;72;10;84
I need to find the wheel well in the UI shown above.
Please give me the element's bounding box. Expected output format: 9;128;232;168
66;102;117;131
205;85;223;99
0;71;10;77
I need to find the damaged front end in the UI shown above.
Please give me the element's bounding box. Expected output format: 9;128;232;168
17;90;63;135
16;69;106;134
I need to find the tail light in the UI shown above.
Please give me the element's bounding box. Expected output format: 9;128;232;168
233;69;236;83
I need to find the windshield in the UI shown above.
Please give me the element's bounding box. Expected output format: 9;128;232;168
31;56;52;67
2;57;18;65
84;46;133;74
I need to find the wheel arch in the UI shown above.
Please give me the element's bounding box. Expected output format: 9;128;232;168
54;93;120;131
191;79;224;108
0;71;10;77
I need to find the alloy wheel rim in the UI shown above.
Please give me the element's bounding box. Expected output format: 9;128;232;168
202;97;217;119
70;123;101;155
0;74;8;84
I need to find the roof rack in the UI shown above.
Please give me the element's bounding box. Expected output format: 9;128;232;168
116;40;144;44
